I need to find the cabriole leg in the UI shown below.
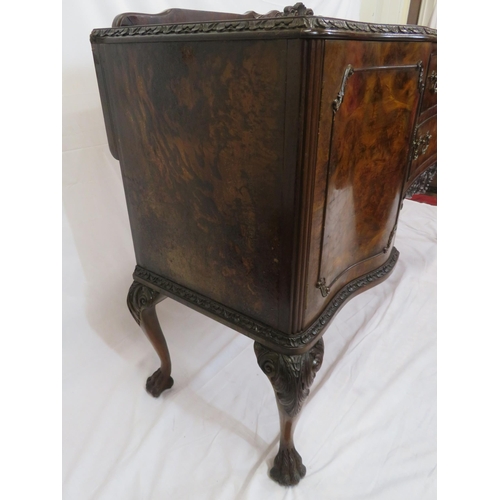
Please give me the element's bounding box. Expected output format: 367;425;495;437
254;338;324;486
127;280;173;397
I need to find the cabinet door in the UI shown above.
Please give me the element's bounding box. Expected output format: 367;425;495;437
302;40;428;328
319;63;420;283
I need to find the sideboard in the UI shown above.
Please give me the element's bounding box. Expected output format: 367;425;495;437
90;3;437;486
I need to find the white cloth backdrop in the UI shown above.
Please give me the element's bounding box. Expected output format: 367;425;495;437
63;1;436;498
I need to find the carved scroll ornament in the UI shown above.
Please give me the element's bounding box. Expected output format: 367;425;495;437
133;247;399;351
127;281;162;325
91;10;436;42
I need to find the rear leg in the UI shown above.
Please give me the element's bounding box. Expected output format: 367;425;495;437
127;281;173;397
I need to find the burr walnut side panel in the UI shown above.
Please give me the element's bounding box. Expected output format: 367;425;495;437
302;40;430;328
96;39;297;332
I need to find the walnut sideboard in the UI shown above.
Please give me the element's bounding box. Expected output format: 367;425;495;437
90;3;437;486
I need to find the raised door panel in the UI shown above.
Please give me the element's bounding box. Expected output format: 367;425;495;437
318;64;421;286
302;40;430;328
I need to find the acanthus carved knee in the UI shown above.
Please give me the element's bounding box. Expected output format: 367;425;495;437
254;339;324;417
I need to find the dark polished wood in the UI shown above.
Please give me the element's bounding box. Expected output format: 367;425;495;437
91;3;437;486
255;338;324;486
127;281;173;396
111;5;311;28
112;8;260;28
303;40;426;327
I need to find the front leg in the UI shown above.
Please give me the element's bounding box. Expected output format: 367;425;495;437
127;280;173;397
254;339;324;486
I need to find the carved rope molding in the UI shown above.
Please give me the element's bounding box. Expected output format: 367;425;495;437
254;338;324;417
133;247;399;351
90;16;436;42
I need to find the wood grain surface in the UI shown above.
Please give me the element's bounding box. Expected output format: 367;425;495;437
97;39;298;332
92;32;436;337
302;40;431;328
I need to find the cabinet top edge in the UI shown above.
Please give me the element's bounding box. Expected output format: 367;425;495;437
90;17;437;44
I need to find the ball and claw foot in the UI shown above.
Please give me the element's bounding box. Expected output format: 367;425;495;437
145;368;174;397
127;281;174;398
270;447;307;486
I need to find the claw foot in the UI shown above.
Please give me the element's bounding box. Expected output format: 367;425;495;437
270;447;306;486
146;368;174;397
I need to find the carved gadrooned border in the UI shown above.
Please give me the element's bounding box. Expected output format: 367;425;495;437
90;17;436;42
133;247;399;351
